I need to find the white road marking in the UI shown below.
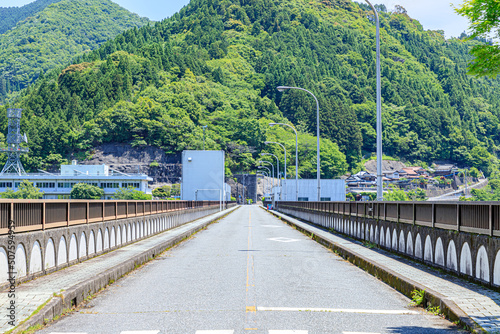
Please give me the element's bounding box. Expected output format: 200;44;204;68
267;237;300;243
195;331;235;334
268;331;308;334
258;306;419;315
261;225;283;228
121;331;160;334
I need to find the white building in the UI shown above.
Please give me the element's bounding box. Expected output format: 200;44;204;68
271;179;346;202
181;150;231;201
0;161;152;199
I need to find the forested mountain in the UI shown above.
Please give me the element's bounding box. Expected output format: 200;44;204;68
5;0;500;177
0;0;62;34
0;0;149;99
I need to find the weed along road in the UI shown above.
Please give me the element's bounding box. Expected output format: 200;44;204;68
38;206;465;334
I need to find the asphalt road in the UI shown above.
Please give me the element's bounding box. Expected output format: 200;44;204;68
38;206;466;334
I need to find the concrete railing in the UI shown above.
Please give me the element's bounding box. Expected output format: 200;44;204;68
275;201;500;236
0;200;226;235
0;200;236;288
273;201;500;289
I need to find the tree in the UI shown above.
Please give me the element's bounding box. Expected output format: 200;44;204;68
456;0;500;77
384;188;408;201
170;184;181;197
16;180;44;199
469;167;480;178
71;183;104;199
113;187;152;200
152;185;171;198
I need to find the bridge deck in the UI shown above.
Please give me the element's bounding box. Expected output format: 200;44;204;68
22;206;466;333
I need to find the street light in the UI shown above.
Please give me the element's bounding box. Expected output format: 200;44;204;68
261;153;281;200
258;162;274;187
265;141;287;200
270;122;298;201
202;125;208;150
363;0;383;201
257;172;268;195
277;86;321;201
258;165;273;194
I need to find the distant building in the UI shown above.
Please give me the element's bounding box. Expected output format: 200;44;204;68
432;164;458;177
0;161;152;199
181;150;231;202
271;179;345;202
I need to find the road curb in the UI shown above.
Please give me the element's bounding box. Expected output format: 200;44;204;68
12;206;239;333
265;208;483;334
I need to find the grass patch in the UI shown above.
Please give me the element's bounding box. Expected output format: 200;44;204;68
411;289;425;306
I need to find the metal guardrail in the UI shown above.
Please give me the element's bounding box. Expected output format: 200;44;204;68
0;200;233;235
273;201;500;237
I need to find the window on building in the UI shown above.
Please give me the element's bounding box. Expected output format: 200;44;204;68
320;197;331;201
36;182;55;188
57;195;71;199
58;182;77;188
14;182;21;187
298;197;309;201
0;182;12;188
122;182;140;188
101;183;119;188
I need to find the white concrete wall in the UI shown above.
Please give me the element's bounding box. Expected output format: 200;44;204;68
181;150;225;201
276;179;346;202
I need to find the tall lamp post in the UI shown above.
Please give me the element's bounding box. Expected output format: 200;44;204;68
258;165;272;195
363;0;383;201
261;153;281;200
258;162;274;187
270;122;299;201
202;125;208;150
265;141;287;201
257;172;268;195
277;86;321;202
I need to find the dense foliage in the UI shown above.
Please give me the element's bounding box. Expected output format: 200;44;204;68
0;0;62;34
0;0;149;100
70;183;104;199
153;184;181;198
456;0;500;77
5;0;500;177
113;187;152;200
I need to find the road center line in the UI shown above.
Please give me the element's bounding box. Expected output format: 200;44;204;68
257;307;419;315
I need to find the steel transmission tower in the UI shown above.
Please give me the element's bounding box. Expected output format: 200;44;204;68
0;108;28;175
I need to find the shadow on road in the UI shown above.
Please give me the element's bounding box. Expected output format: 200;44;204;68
386;325;468;333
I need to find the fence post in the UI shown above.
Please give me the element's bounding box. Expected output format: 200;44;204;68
397;203;400;223
412;203;416;226
456;203;460;232
10;202;13;222
42;202;46;230
67;202;70;227
86;201;89;224
489;204;493;237
432;203;435;228
384;203;387;221
102;201;105;222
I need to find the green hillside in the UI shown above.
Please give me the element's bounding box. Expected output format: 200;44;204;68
0;0;62;34
6;0;500;177
0;0;149;99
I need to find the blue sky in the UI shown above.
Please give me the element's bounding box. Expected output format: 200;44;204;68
2;0;469;38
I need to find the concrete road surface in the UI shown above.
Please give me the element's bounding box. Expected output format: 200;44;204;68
37;206;465;334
